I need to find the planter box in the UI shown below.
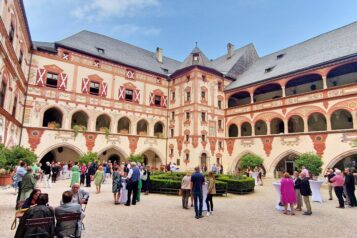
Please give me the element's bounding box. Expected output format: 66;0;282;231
0;174;12;186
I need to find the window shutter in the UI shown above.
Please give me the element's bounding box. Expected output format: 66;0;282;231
118;86;125;100
36;68;46;86
58;73;68;90
100;82;108;97
161;95;167;108
133;89;140;103
149;92;155;105
81;78;89;94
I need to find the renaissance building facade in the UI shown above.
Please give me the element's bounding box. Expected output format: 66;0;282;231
1;0;357;176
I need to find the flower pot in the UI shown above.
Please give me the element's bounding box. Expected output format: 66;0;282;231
0;174;12;186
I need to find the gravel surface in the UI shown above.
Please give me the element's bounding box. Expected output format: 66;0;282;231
0;178;355;238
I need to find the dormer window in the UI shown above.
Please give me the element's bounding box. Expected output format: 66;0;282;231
161;68;169;74
265;66;275;73
277;53;285;60
193;53;199;63
96;47;105;54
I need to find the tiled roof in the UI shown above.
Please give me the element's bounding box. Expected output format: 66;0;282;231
225;21;357;90
177;47;215;70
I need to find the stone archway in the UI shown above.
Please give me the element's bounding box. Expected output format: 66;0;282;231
97;146;129;165
140;149;164;170
269;150;301;178
38;144;83;165
325;150;357;173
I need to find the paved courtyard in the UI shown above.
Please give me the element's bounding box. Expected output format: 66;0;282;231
0;178;355;238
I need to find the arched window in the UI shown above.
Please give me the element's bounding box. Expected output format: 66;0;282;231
241;122;252;137
270;118;284;134
154;121;164;138
285;74;323;96
118;117;131;134
327;62;357;88
228;91;250;108
308;113;327;131
288;115;304;133
228;124;238;137
331;109;353;130
137;119;148;136
43;108;63;128
253;84;282;102
255;120;267;135
71;111;88;128
96;114;111;131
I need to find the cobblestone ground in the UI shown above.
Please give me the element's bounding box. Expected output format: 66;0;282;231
0;177;355;238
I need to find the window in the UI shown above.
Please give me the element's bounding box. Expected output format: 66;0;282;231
125;89;133;101
201;112;206;122
185;153;189;161
9;22;15;43
218;141;223;149
218;100;222;109
96;47;105;54
265;66;275;73
186;75;190;82
154;95;161;106
201;91;206;100
93;60;100;67
277;53;285;60
172;91;175;101
186;92;191;101
170;148;174;156
0;81;6;108
218;120;222;129
171;111;175;120
201;134;206;142
186;112;190;120
19;51;23;66
218;82;223;91
46;73;58;88
170;129;174;138
161;68;169;74
12;96;17;117
89;82;100;95
156;78;161;84
186;134;189;142
176;158;180;166
193;53;199;63
202;75;207;82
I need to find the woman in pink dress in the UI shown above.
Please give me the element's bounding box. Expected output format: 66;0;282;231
280;172;297;215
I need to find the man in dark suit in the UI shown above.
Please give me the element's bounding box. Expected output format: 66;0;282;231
55;191;84;237
344;168;357;207
300;172;312;215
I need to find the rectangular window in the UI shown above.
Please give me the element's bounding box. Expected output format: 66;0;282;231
172;91;175;101
19;51;23;66
202;75;206;82
176;158;180;166
46;73;58;88
154;95;161;106
12;96;17;117
201;91;206;100
218;141;223;149
201;135;206;142
125;89;133;101
186;92;191;101
218;82;223;91
170;148;174;156
0;81;6;108
9;22;15;43
170;128;174;138
218;120;222;129
89;82;100;95
186;134;189;142
185;153;189;161
186;112;190;120
171;111;175;120
218;100;222;109
201;112;206;122
186;75;190;82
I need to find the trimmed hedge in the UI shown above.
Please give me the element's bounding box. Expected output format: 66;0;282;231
149;172;254;195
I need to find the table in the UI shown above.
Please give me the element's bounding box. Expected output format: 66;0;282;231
202;183;208;211
119;182;128;204
272;182;290;211
251;172;259;185
309;180;324;203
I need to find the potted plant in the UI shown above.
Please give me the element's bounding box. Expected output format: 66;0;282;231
295;152;323;178
100;127;110;138
72;124;87;138
0;145;11;186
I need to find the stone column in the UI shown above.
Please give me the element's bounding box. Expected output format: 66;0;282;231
266;121;271;135
250;93;254;104
322;76;328;89
326;115;332;131
284;119;289;134
303;118;308;132
282;86;286;98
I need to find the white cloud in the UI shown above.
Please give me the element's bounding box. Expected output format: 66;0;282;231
112;24;161;37
71;0;160;21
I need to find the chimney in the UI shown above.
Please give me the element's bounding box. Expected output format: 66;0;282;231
156;47;163;63
227;43;234;59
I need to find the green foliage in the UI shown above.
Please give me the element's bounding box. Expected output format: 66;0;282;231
239;154;264;170
100;127;110;138
79;152;98;165
72;125;87;138
127;154;144;164
216;175;255;194
295;152;323;176
0;145;37;172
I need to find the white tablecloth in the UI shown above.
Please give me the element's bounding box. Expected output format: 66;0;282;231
202;183;208;211
251;172;259;185
272;182;290;211
309;180;324;203
119;182;128;204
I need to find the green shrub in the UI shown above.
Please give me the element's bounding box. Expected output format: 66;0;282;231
216;175;255;194
239;154;263;170
79;152;98;165
295;152;323;176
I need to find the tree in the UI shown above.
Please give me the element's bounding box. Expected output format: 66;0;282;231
127;154;144;164
7;146;37;168
239;154;263;170
79;152;98;165
295;152;323;176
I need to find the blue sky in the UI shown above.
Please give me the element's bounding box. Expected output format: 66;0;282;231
24;0;357;61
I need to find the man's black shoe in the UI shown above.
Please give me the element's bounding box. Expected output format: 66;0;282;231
125;204;130;206
199;215;204;218
195;216;199;219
